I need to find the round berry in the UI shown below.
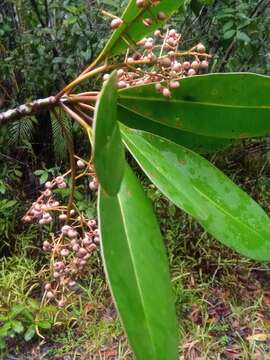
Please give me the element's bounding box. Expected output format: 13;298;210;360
111;18;123;29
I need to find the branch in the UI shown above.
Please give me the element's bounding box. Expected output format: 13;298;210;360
0;96;57;125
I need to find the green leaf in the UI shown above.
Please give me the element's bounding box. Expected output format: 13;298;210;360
98;164;178;360
0;337;5;350
37;320;51;329
121;127;270;261
93;71;125;196
11;320;24;334
96;0;185;62
118;103;232;153
223;29;236;39
10;304;26;319
118;73;270;139
24;325;36;341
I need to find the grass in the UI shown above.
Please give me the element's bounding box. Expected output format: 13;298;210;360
1;138;270;359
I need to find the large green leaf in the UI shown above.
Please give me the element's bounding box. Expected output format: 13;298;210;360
93;71;125;196
121;127;270;260
96;0;185;62
118;104;233;153
98;164;178;360
118;73;270;139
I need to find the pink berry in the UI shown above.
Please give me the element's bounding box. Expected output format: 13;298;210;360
142;18;152;27
197;43;206;53
111;18;123;29
188;68;196;76
162;88;171;97
77;159;85;168
60;249;70;257
59;213;67;221
182;61;190;70
67;229;78;239
169;81;180;89
157;11;167;20
44;283;51;291
61;225;71;234
191;60;200;70
200;60;209;69
136;0;145;7
45;181;53;189
46;291;54;299
58;181;66;189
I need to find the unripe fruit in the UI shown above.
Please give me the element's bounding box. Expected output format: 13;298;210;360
88;243;97;252
167;37;175;46
61;225;71;234
58;300;65;307
68;280;76;288
44;283;51;291
59;213;67;221
197;43;206;53
173;62;182;72
44;189;52;197
89;181;98;191
88;219;97;228
145;41;153;49
200;60;209;69
58;181;66;189
157;11;167;20
111;18;123;29
70;209;76;216
72;243;80;252
169;29;177;37
182;61;191;69
54;261;65;270
155;83;162;91
67;229;78;239
94;236;100;244
117;81;127;89
43;240;50;248
142;18;152;27
159;57;171;68
162;88;171;97
45;181;53;189
191;60;200;70
136;0;145;7
77;159;85;168
23;215;32;223
169;80;180;89
39;218;46;225
188;68;196;76
60;248;70;257
56;176;64;184
103;73;110;81
78;248;87;257
46;291;54;299
154;30;161;37
93;229;99;236
82;237;92;246
53;271;60;278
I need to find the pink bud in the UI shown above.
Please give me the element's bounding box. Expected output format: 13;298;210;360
45;181;53;189
197;43;206;53
59;213;67;221
162;88;171;97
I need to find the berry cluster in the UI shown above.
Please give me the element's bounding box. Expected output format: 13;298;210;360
23;157;100;306
105;22;210;97
43;218;99;307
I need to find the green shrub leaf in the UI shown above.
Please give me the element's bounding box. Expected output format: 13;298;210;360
98;164;178;360
93;71;125;196
122;127;270;260
118;104;232;153
118;73;270;139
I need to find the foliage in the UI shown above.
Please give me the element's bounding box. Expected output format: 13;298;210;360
1;0;270;359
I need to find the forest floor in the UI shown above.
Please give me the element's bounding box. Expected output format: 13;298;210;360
2;138;270;360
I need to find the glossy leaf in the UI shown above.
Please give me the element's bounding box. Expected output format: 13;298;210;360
98;164;178;360
118;73;270;139
93;71;125;196
118;104;232;153
122;127;270;260
96;0;185;62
